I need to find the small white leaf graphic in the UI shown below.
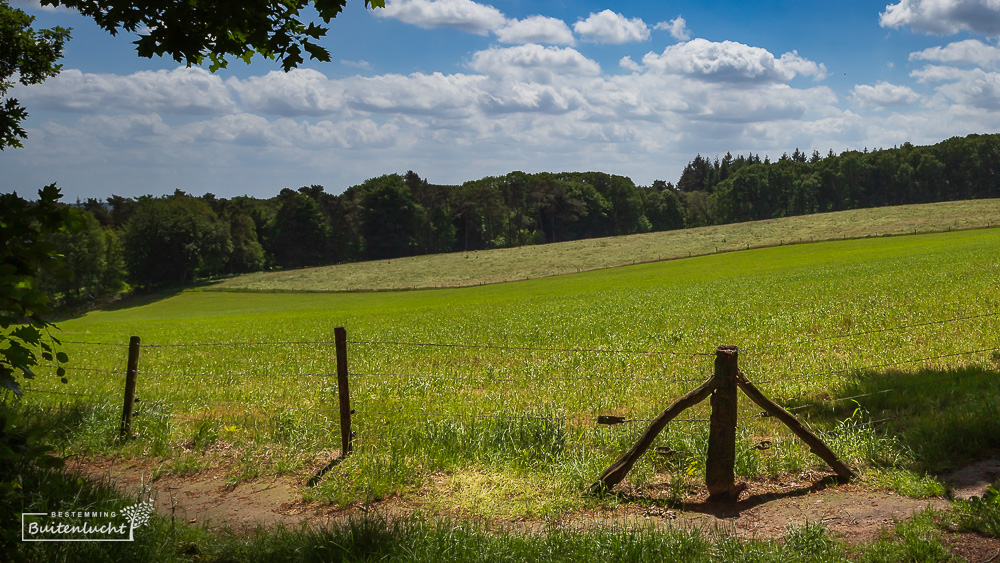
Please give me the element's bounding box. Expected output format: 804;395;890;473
123;500;155;528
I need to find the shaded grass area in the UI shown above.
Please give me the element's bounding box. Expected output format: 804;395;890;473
210;199;1000;292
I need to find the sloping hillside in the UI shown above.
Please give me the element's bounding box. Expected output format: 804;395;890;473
210;199;1000;292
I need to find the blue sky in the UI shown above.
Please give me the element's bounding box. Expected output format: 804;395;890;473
4;0;1000;200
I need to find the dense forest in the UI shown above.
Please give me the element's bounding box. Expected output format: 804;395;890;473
40;133;1000;306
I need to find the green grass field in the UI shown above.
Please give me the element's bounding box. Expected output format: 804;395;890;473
14;224;1000;519
211;198;1000;292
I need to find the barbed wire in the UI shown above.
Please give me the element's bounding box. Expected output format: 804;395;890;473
357;409;709;424
140;340;337;348
753;346;999;385
756;366;1000;420
741;310;1000;352
24;388;101;400
59;340;131;347
348;339;712;357
135;371;335;378
352;371;713;384
34;365;125;375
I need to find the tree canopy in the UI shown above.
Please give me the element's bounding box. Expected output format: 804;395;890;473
0;184;72;396
0;1;69;150
42;0;384;71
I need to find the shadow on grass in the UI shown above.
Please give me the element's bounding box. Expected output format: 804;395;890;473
778;362;1000;473
52;279;223;321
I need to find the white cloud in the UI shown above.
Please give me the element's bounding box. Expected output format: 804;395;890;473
654;16;691;41
378;0;505;35
17;67;237;114
230;69;348;116
468;45;601;82
910;38;1000;66
574;10;650;44
619;56;641;72
639;39;827;83
852;81;922;106
880;0;1000;35
342;72;484;115
495;15;575;45
912;65;1000;109
341;59;373;70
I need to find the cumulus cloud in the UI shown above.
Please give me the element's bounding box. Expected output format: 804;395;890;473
880;0;1000;35
852;81;922;106
639;39;827;83
468;45;601;83
619;56;641;72
912;65;1000;109
377;0;505;35
574;10;650;44
495;15;575;45
910;38;1000;66
654;16;691;41
230;69;347;116
18;67;237;114
341;72;484;115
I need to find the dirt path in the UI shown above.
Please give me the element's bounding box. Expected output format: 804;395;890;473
72;458;989;546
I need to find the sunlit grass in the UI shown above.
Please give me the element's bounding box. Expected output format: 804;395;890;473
9;227;1000;516
211;198;1000;292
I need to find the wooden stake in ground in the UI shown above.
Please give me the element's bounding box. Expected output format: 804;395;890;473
736;370;855;481
590;344;855;498
706;345;740;501
590;374;718;494
119;336;140;441
335;326;353;456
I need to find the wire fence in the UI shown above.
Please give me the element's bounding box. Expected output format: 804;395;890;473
24;307;1000;462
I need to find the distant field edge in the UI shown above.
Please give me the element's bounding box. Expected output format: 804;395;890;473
206;199;1000;294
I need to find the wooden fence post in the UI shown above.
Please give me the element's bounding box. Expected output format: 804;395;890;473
736;371;855;480
590;374;718;493
335;326;353;456
706;345;740;501
119;336;140;440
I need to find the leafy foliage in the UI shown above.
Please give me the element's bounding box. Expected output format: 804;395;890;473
268;188;330;268
122;195;232;288
43;0;384;71
0;1;70;150
0;184;72;396
39;208;128;306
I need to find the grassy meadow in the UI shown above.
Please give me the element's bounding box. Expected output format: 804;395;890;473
211;198;1000;292
12;223;1000;520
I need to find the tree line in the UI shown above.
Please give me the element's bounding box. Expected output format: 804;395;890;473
41;133;1000;307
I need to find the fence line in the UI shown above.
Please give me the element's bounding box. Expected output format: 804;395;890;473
60;336;711;357
58;340;131;347
749;361;1000;423
135;371;336;378
347;339;712;357
24;388;102;400
741;310;1000;352
351;371;713;384
754;346;1000;385
356;410;710;425
29;316;1000;473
